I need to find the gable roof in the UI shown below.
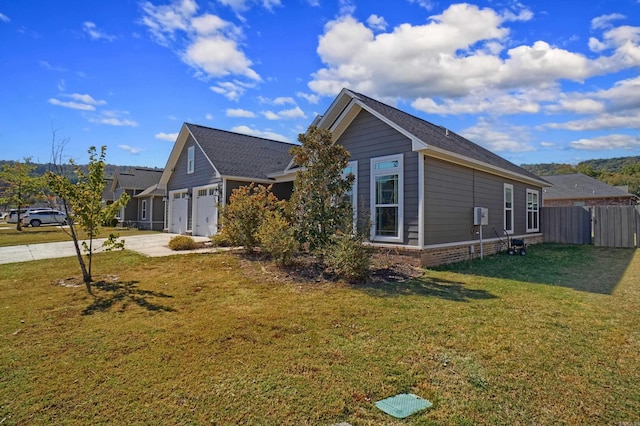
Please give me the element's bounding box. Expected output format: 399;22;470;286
542;173;638;200
159;123;296;186
113;168;164;191
317;89;549;187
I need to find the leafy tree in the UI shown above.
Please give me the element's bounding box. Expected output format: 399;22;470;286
218;183;282;251
46;146;129;292
0;159;45;231
289;126;355;252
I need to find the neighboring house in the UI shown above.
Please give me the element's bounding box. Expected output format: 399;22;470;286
158;124;296;237
313;89;550;266
159;89;549;266
111;168;164;230
542;173;639;207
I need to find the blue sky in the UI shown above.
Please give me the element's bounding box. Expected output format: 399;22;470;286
1;0;639;168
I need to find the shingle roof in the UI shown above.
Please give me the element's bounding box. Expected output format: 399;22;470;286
543;173;637;200
115;168;164;191
186;123;295;180
348;90;546;184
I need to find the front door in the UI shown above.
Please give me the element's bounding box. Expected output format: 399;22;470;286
194;186;218;237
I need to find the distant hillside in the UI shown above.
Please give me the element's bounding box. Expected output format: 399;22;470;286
521;156;640;196
521;156;640;176
0;160;161;179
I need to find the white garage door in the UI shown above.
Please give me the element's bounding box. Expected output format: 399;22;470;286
194;187;218;237
170;191;188;234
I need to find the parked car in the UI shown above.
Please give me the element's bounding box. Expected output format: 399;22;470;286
21;210;67;227
7;207;53;223
0;212;7;221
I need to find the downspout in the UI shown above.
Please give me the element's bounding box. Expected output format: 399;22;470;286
418;151;425;248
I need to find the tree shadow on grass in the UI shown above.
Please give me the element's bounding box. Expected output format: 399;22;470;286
82;280;176;315
355;276;498;302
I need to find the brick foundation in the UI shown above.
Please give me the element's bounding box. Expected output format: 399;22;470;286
373;234;545;268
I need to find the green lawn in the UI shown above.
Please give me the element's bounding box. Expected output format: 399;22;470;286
0;224;160;247
1;244;638;424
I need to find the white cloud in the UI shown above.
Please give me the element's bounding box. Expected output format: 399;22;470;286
90;110;139;127
67;93;107;106
591;13;625;30
93;117;139;127
408;0;435;11
226;108;256;117
40;61;66;72
570;134;640;150
205;113;213;120
258;96;295;105
83;22;116;41
546;112;640;131
262;106;306;120
308;3;640;104
367;14;387;31
48;98;96;111
460;118;534;153
155;132;179;141
412;87;547;115
231;125;290;142
545;98;605;114
218;0;282;13
297;91;320;104
141;0;259;86
118;144;143;154
210;80;256;101
0;13;10;23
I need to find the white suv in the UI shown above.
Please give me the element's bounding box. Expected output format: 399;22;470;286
7;207;53;223
21;210;67;227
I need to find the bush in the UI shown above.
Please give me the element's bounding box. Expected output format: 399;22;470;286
218;184;281;251
168;235;197;251
257;210;298;265
210;232;232;247
324;231;371;283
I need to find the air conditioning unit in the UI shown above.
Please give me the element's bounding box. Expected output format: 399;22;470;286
473;207;488;225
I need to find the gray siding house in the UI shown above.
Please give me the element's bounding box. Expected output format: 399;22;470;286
158;89;548;265
158;123;295;237
315;89;550;265
111;168;164;230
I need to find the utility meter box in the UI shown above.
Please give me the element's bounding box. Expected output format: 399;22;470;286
474;207;488;225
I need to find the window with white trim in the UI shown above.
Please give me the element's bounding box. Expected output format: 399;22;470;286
187;146;195;174
526;189;539;232
504;183;513;234
371;154;403;242
343;161;358;223
141;200;147;220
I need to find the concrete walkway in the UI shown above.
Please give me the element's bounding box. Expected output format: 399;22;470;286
0;233;218;265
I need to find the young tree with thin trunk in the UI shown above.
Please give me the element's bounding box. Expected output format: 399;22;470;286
46;146;129;293
0;159;45;231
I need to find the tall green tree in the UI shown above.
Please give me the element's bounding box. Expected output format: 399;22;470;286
289;126;355;251
0;159;45;231
46;146;129;292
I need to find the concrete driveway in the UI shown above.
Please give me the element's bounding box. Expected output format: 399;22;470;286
0;233;217;265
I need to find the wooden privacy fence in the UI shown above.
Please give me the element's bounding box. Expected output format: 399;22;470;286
542;206;640;248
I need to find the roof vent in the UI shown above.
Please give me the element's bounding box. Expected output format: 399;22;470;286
445;128;449;137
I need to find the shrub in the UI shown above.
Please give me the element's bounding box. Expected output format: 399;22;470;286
257;210;298;265
168;235;197;251
218;184;281;251
210;232;232;247
324;231;371;283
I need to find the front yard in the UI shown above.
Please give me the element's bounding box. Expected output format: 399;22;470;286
0;224;160;247
1;244;638;424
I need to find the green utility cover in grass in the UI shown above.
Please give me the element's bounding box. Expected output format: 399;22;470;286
375;393;432;418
